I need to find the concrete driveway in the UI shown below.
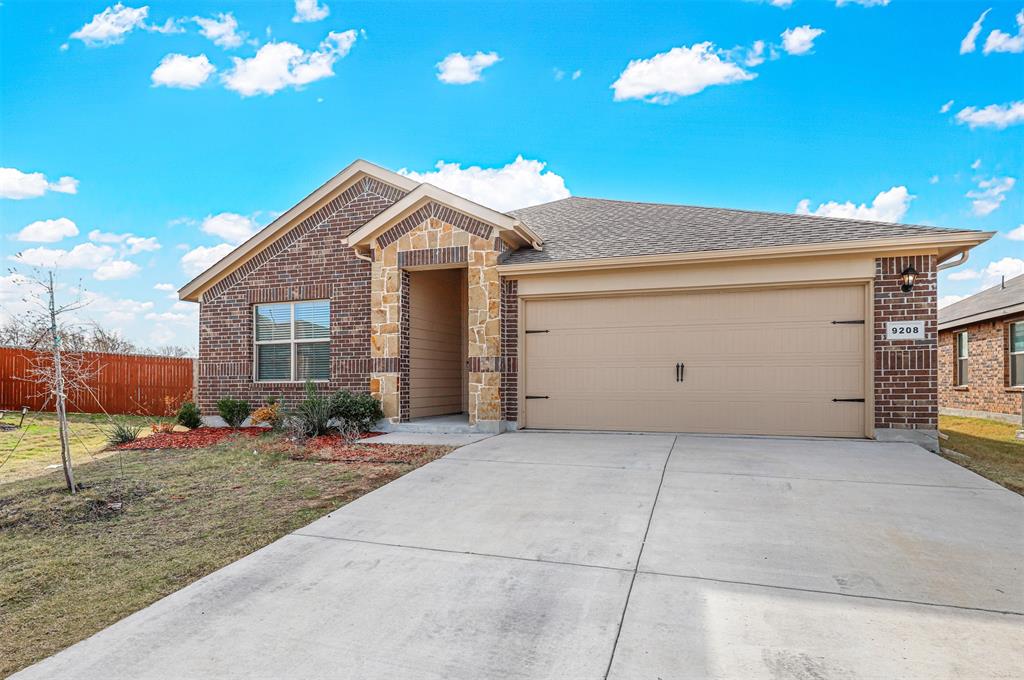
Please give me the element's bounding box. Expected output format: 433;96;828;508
15;433;1023;679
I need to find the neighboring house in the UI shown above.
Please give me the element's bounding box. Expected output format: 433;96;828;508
179;160;991;448
938;275;1024;424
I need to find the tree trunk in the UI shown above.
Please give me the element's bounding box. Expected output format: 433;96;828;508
49;271;75;494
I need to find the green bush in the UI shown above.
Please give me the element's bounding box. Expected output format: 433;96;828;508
175;401;202;429
330;390;384;433
105;420;142;445
288;382;334;438
216;397;251;427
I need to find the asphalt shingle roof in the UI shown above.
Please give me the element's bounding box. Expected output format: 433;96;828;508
938;274;1024;330
505;196;978;265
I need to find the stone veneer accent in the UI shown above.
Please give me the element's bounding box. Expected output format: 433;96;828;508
195;178;407;415
370;214;507;426
874;254;938;431
938;316;1024;418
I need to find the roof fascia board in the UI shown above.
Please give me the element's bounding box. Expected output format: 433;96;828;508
498;232;995;276
179;160;418;302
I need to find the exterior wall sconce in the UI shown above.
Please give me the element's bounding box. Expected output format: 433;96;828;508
900;266;918;293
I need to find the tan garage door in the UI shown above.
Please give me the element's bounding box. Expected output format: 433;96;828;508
523;285;867;437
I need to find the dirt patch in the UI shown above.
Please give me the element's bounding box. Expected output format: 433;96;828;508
290;441;453;465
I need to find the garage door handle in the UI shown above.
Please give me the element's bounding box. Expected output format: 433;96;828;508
832;398;865;403
676;362;685;382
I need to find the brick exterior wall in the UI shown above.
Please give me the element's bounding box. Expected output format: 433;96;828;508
873;255;938;431
500;278;519;422
196;178;407;415
938;316;1024;417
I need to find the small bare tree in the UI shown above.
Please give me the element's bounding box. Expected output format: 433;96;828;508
11;269;97;494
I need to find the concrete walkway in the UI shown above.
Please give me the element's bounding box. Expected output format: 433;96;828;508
14;433;1024;679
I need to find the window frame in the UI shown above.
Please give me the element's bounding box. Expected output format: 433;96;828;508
253;300;331;383
1010;321;1023;388
955;330;969;387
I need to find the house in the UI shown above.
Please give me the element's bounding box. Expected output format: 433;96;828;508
179;160;991;448
938;274;1024;424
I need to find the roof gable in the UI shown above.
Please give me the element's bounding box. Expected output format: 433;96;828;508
178;160;417;302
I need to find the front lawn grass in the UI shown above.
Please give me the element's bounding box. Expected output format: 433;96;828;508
938;415;1024;495
0;412;169;483
0;432;451;677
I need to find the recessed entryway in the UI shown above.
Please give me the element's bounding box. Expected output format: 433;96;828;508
408;268;468;420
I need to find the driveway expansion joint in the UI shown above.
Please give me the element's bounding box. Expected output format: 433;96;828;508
603;435;677;680
290;531;634;574
437;456;660;472
636;570;1024;617
668;468;1003;491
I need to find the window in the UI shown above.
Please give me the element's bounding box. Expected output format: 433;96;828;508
955;331;969;387
254;301;330;381
1011;322;1024;388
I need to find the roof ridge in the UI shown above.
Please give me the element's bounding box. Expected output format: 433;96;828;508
536;195;972;234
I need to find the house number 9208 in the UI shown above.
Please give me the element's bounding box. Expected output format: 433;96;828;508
885;321;925;340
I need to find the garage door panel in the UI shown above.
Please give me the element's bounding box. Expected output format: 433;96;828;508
523;286;866;437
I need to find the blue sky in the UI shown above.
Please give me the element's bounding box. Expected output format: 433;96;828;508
1;0;1021;350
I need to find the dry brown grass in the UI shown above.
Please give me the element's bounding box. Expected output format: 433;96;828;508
939;415;1024;495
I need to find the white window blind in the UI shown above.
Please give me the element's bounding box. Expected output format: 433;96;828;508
254;300;330;381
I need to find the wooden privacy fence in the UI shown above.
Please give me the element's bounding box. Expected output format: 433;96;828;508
0;347;196;416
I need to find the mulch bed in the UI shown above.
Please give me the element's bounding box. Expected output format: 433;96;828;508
291;435;448;464
115;427;267;450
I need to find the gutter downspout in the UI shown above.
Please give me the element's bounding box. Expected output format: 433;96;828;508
937;249;969;271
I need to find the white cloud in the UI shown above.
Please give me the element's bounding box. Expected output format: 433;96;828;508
745;40;766;67
939;99;954;113
947;269;981;281
836;0;889;5
966;175;1015;216
768;0;793;7
398;156;570;212
960;8;991;53
1007;224;1024;241
181;243;235;277
981;257;1024;286
938;294;966;308
94;260;141;280
436;51;501;85
929;175;940;184
222;30;358;96
70;3;149;46
10;243;116;269
971;158;982;170
795;186;914;223
781;25;824;55
69;3;179;47
154;283;177;291
984;9;1024;54
572;69;582;80
87;230;161;254
553;68;565;81
293;0;330;23
194;13;245;49
0;167;79;199
201;212;257;244
88;229;127;244
611;42;756;104
955;101;1024;130
15;217;79;243
151;53;215;89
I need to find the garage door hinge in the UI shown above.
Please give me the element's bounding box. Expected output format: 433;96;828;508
831;320;865;325
832;398;865;403
525;395;549;400
525;329;549;334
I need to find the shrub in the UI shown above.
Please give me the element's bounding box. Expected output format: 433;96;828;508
287;382;333;438
251;401;283;431
330;390;384;433
106;420;142;445
176;401;202;429
216;397;251;427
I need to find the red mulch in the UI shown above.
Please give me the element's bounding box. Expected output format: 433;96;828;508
115;427;267;450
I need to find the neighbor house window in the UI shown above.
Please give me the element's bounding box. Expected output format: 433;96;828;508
955;331;969;386
1011;322;1024;387
254;300;330;381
